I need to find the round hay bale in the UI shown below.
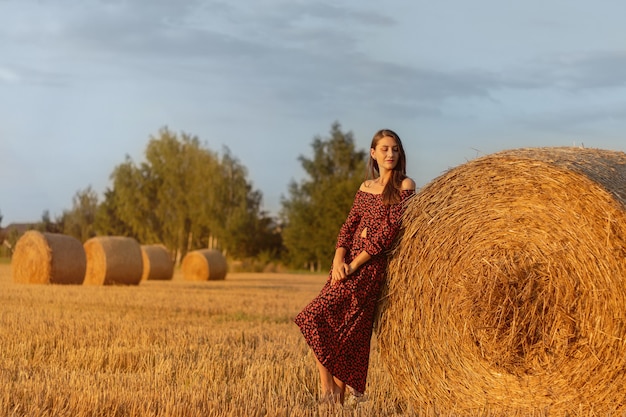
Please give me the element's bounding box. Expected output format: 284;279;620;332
140;244;174;281
83;236;143;285
378;147;626;415
11;231;86;284
181;249;227;281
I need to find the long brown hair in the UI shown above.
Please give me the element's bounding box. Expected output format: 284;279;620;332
367;129;407;205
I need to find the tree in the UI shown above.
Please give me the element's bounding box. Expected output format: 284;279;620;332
36;210;62;233
60;186;99;242
101;127;273;263
209;147;281;258
281;122;366;271
94;187;136;238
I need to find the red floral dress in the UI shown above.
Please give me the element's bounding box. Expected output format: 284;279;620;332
294;188;414;394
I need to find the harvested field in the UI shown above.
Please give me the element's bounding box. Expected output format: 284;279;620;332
0;263;414;417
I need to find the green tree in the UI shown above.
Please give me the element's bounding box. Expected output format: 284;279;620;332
210;148;282;258
103;129;216;262
281;122;366;271
102;127;273;263
60;186;99;242
94;188;136;238
35;210;62;233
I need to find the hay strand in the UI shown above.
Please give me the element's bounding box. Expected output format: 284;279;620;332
378;147;626;415
11;231;86;284
181;249;227;281
83;236;143;285
140;244;174;281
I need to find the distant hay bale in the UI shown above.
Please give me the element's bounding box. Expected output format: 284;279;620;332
11;231;86;285
377;147;626;415
181;249;227;281
83;236;143;285
140;244;174;281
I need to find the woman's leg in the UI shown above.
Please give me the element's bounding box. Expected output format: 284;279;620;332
314;356;345;404
332;376;346;404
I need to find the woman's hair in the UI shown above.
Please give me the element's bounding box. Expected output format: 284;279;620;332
368;129;407;205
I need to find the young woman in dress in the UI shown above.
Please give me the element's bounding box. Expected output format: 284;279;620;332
294;129;416;405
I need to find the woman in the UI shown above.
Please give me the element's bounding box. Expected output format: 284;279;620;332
294;129;416;405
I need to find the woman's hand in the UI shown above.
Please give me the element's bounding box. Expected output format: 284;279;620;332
331;261;351;285
331;251;370;285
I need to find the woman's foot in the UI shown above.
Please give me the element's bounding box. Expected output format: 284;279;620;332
318;390;343;405
343;387;366;408
344;392;367;408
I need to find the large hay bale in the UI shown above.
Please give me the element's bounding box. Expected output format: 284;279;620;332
11;231;86;284
83;236;143;285
181;249;227;281
140;244;174;281
378;147;626;415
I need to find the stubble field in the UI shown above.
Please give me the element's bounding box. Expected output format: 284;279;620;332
0;263;415;417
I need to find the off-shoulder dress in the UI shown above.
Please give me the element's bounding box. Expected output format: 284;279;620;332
294;188;414;394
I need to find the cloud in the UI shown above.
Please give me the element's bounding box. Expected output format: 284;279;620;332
557;51;626;90
480;50;626;132
516;103;626;133
4;0;625;124
0;66;19;83
7;0;472;119
0;1;501;112
0;62;71;87
496;50;626;92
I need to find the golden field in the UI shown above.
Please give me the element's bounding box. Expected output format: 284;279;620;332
0;263;415;417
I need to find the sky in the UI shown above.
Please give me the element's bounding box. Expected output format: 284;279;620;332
1;0;626;225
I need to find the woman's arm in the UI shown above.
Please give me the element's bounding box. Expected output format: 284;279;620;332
332;183;416;284
348;250;371;274
331;248;371;285
331;188;363;284
331;247;349;284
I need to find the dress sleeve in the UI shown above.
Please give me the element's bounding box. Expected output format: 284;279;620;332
363;189;415;256
335;192;362;250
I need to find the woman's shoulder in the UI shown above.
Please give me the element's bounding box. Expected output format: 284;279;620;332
359;180;378;193
401;177;416;191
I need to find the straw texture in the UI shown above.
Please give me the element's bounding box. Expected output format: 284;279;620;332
140;244;174;281
181;249;227;281
11;231;86;285
377;147;626;416
83;236;143;285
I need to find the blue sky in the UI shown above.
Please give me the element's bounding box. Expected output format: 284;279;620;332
1;0;625;225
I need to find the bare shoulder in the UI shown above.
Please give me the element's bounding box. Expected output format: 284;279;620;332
359;180;375;191
402;177;416;191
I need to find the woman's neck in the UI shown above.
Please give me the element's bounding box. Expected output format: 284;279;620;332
376;170;393;185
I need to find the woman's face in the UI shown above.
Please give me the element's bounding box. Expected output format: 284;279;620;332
371;135;400;171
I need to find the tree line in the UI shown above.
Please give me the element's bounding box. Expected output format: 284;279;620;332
1;122;367;271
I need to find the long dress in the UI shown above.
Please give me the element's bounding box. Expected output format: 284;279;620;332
294;188;414;394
